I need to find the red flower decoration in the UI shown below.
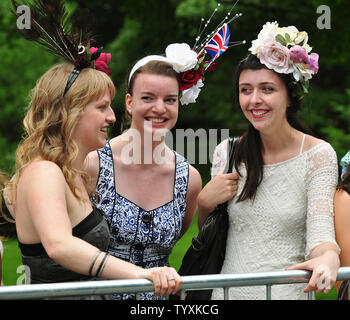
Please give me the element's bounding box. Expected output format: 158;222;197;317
179;67;203;91
89;47;112;75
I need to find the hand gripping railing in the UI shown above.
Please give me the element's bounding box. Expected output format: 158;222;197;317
1;267;350;300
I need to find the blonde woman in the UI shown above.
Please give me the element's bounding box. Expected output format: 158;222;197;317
5;0;182;299
3;62;182;299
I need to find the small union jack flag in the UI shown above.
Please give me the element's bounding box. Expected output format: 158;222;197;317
204;23;230;70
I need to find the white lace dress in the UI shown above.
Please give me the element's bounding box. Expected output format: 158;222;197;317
210;140;339;300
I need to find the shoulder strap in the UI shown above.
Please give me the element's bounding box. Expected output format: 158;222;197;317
299;133;306;155
173;151;189;193
226;136;239;174
216;137;239;211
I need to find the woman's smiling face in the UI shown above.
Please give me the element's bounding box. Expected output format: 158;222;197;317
126;72;179;136
238;68;291;134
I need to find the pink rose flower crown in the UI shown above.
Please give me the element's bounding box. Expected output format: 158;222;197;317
249;21;319;99
11;0;112;96
128;2;245;106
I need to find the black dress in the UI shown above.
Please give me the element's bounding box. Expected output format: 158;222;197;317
18;207;110;299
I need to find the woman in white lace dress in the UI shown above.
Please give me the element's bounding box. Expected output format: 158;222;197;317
198;22;340;300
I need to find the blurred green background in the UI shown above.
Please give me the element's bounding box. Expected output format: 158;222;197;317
1;0;349;300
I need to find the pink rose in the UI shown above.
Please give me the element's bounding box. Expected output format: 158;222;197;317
89;47;112;75
257;41;293;74
289;45;309;64
307;52;319;74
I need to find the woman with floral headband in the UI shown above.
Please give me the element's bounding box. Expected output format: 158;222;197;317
3;0;183;299
334;151;350;299
85;44;206;300
198;21;340;300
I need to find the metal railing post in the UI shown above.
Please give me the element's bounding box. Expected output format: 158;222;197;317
266;285;271;300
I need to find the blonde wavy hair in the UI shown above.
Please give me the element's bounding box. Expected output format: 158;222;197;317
0;171;13;223
7;63;115;207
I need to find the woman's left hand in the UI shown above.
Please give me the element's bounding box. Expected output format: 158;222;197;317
286;250;340;294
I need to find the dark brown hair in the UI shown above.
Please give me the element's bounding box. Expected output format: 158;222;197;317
233;54;310;202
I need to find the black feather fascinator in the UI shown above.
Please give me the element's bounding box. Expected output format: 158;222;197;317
11;0;111;94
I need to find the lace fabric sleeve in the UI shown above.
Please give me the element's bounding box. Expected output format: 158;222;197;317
211;139;229;178
305;143;340;258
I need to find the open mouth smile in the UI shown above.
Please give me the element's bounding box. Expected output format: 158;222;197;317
145;117;168;124
250;109;269;119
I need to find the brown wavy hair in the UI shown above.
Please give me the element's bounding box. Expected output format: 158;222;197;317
7;63;115;207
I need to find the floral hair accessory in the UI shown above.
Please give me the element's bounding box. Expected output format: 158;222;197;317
89;47;112;76
11;0;112;95
249;21;319;98
340;151;350;181
128;2;245;105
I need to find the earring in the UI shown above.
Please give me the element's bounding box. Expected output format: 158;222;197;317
127;109;132;115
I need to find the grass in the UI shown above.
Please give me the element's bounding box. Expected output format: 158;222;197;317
0;215;338;299
1;237;22;286
169;213;199;271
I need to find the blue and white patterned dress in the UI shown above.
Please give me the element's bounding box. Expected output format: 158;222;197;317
91;141;189;300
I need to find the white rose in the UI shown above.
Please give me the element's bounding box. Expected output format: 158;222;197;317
180;79;204;105
165;43;198;73
249;21;278;55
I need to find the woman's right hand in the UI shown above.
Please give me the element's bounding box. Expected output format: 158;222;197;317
141;266;183;296
197;172;239;228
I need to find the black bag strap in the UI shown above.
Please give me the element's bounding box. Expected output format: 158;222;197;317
217;137;239;211
226;136;239;174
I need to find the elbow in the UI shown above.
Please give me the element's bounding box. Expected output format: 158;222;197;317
45;240;68;262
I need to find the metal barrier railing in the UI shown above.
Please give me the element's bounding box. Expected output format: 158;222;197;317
1;267;350;300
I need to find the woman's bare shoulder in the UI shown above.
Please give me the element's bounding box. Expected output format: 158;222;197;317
304;135;327;151
19;160;66;190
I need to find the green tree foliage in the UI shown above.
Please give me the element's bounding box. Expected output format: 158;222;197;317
1;0;349;174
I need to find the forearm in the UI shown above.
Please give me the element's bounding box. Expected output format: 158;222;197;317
45;235;182;297
197;193;216;229
47;236;144;280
